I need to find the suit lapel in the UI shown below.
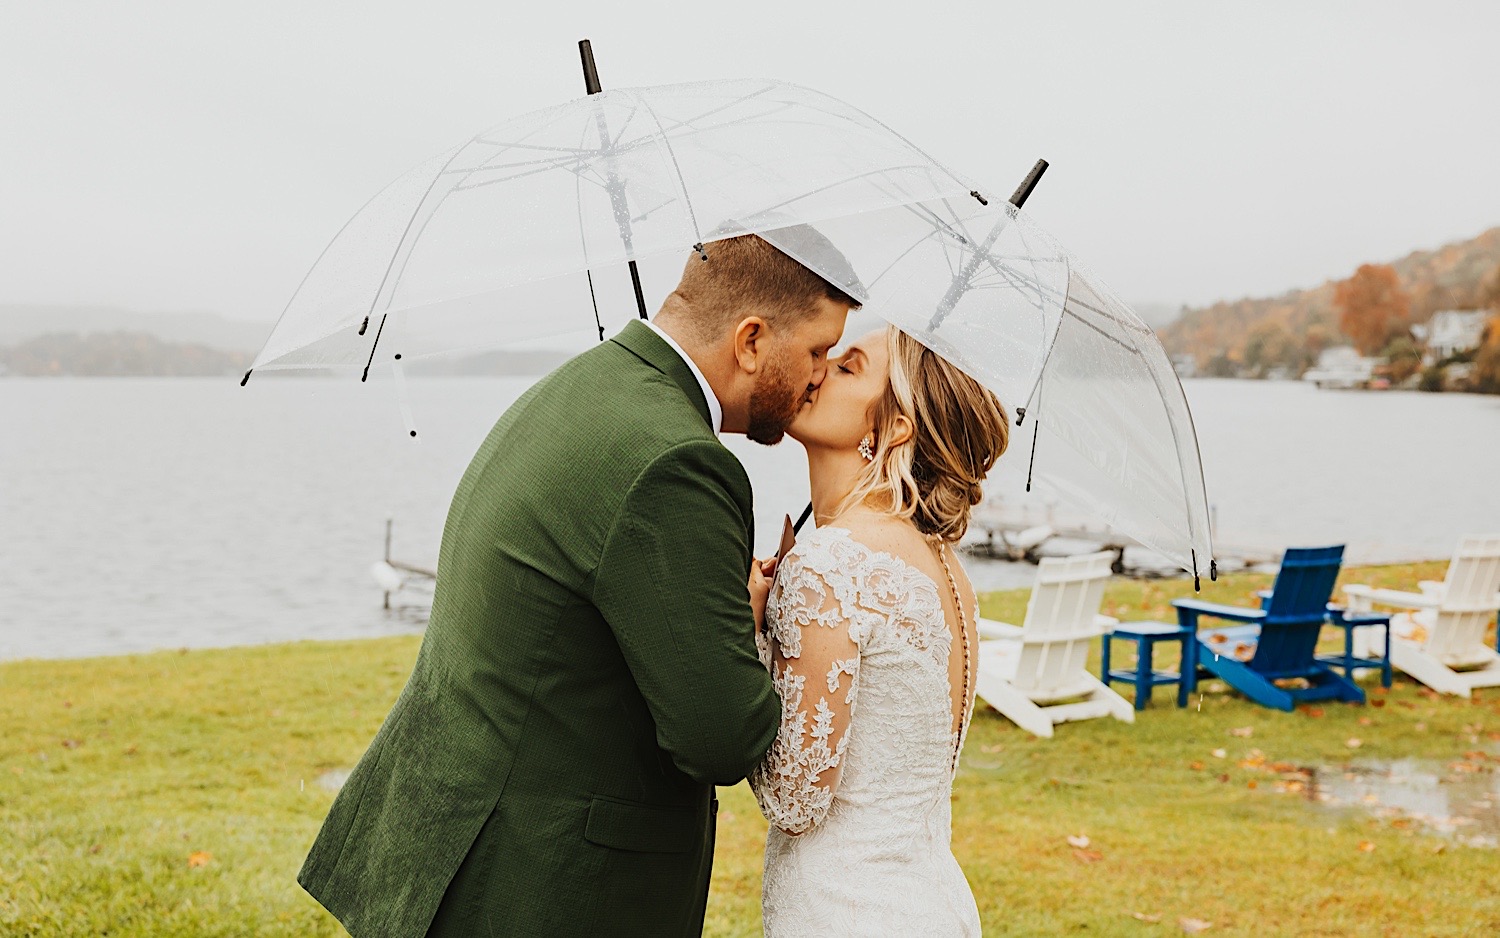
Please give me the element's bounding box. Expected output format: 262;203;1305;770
611;320;714;431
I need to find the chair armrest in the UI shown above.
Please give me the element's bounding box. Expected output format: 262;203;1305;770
1255;589;1272;610
1094;614;1120;630
1171;598;1266;623
1417;581;1445;597
1342;584;1440;610
977;619;1023;641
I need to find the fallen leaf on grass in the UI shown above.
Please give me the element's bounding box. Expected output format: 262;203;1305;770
1304;707;1325;718
187;851;212;868
1066;834;1090;849
1210;748;1226;759
1072;848;1103;863
1414;722;1427;732
1345;738;1363;749
1189;761;1204;771
1217;773;1230;783
1357;841;1375;853
1132;911;1162;923
1358;716;1373;726
980;744;1003;753
1229;726;1254;738
1179;917;1213;933
88;844;102;854
1371;699;1385;708
1247;780;1258;789
60;739;80;749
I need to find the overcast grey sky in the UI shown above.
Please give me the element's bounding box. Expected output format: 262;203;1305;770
3;0;1497;323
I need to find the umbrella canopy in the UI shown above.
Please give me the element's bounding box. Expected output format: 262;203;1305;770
247;78;1213;579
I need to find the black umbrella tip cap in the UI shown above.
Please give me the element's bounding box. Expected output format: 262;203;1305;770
239;370;252;387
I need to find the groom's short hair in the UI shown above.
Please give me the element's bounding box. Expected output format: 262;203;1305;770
666;230;861;342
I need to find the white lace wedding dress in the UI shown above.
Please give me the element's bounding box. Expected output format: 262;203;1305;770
749;526;981;936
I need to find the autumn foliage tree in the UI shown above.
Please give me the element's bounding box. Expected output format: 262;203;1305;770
1334;264;1411;355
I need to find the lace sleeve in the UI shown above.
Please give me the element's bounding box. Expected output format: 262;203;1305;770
748;550;862;835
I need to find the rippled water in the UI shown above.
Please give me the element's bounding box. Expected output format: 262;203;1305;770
2;377;1496;661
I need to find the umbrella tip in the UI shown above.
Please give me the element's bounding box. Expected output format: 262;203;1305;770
358;316;369;336
240;370;252;387
693;242;708;261
969;190;988;206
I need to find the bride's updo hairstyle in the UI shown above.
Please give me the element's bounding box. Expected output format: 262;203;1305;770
840;326;1009;543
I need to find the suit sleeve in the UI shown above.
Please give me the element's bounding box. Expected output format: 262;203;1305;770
591;440;782;786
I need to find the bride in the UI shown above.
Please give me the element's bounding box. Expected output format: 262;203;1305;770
748;324;1009;936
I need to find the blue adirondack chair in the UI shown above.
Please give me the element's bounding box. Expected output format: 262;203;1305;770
1172;545;1365;712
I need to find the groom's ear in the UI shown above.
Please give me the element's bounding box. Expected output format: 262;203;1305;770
732;315;769;374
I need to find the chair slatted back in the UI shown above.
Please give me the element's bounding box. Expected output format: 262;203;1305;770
1427;534;1500;659
1014;552;1114;693
1252;545;1344;675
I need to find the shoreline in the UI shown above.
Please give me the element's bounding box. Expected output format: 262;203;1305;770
1;558;1465;668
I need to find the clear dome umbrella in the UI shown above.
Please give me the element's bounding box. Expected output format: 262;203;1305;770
245;46;1213;583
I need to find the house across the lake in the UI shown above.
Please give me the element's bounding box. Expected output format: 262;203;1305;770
1303;346;1378;389
1413;310;1488;360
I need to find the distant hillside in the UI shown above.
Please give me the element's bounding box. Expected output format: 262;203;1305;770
1159;226;1500;374
0;332;251;377
0;305;269;353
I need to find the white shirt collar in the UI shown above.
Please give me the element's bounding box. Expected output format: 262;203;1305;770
645;318;723;435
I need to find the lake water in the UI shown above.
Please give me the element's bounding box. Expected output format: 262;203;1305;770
2;377;1497;661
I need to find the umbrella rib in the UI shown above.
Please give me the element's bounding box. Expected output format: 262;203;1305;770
745;165;967;221
356;136;482;372
630;90;705;248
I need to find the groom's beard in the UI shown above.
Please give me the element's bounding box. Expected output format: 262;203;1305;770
746;357;806;446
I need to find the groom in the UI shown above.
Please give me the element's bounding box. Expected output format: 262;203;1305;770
299;230;858;937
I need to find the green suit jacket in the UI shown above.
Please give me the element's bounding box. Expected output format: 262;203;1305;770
299;321;781;937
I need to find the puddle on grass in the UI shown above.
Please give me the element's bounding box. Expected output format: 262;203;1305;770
1303;756;1500;847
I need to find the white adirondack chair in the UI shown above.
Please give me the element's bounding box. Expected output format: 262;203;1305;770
974;551;1134;738
1344;534;1500;697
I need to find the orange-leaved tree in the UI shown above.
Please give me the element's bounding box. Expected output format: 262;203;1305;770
1334;263;1411;356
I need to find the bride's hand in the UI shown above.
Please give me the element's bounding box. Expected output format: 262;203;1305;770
748;557;777;634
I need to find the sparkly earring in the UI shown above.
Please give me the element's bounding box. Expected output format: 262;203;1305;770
858;435;875;461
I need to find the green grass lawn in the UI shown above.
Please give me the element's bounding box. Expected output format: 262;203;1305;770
3;562;1498;936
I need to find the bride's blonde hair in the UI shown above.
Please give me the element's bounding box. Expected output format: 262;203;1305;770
835;326;1009;542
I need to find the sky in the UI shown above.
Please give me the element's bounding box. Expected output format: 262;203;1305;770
3;0;1497;325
